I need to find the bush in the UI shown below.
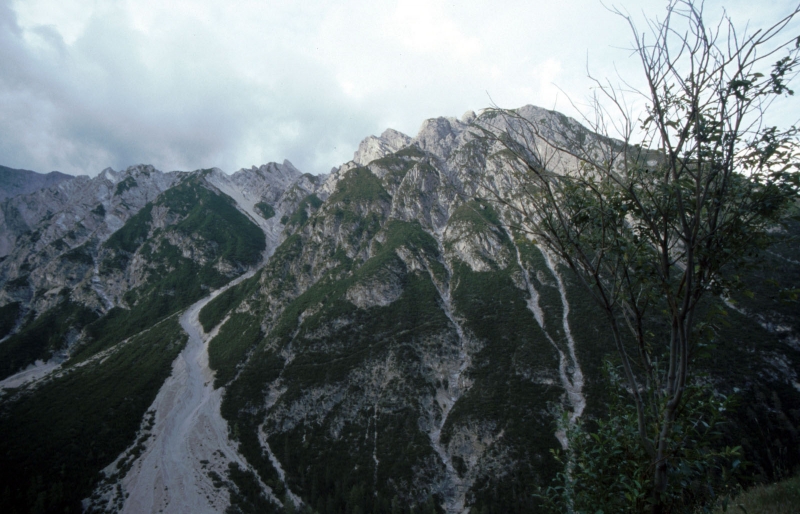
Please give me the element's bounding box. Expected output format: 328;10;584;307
715;474;800;514
539;363;742;513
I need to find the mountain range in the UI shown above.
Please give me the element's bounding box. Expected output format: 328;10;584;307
0;165;73;203
0;106;797;514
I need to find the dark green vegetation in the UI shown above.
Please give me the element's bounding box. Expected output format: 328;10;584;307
77;178;265;361
114;176;137;196
209;311;262;388
104;178;264;268
714;473;800;514
0;173;269;513
160;180;265;266
103;203;154;258
199;271;262;332
286;193;323;227
328;167;391;207
226;463;283;514
200;273;267;389
255;202;276;220
0;317;187;514
0;294;97;380
0;301;20;339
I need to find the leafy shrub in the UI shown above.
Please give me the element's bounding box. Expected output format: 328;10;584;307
539;363;742;514
715;473;800;514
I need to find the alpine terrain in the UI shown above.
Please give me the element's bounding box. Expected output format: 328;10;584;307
0;106;797;514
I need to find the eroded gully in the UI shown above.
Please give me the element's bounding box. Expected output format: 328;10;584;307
424;232;473;514
510;239;585;449
97;190;282;513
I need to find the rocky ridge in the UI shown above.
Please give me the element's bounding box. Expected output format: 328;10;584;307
0;165;73;202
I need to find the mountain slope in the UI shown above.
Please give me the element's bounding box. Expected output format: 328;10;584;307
0;161;314;513
209;109;800;514
0;165;73;202
0;106;797;514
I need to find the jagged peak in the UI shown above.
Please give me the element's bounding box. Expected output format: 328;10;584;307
378;128;411;143
95;164;163;185
281;159;301;174
232;160;303;180
411;115;473;161
476;104;586;135
352;128;412;166
123;164;159;176
100;167;119;183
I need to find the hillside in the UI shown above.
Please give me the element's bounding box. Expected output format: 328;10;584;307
0;106;797;514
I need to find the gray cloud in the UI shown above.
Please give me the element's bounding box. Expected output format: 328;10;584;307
0;0;368;175
1;0;797;176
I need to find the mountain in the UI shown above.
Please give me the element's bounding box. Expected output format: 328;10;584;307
0;106;797;514
0;165;74;202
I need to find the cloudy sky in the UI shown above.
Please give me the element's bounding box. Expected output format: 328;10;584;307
1;0;797;176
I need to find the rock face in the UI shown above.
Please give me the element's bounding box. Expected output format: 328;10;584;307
352;129;413;166
0;165;182;315
0;163;311;371
0;165;73;202
0;106;798;514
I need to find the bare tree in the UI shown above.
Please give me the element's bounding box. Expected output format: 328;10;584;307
475;1;800;511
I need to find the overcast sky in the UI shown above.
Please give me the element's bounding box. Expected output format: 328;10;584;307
1;0;798;176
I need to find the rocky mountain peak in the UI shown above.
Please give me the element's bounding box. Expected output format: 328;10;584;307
352;128;412;166
99;164;162;183
461;110;477;124
413;114;474;162
221;161;304;199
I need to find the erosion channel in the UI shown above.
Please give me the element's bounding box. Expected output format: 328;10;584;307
90;184;279;513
